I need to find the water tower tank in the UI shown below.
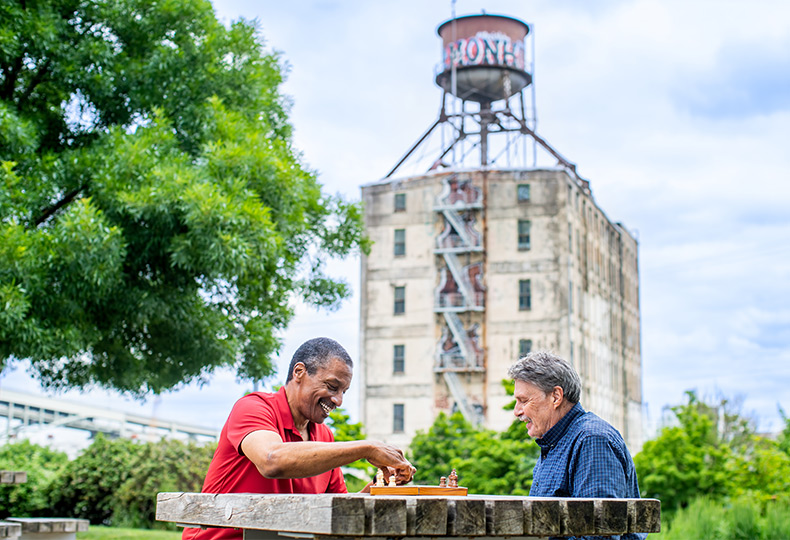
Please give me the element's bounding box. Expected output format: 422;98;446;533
435;14;531;103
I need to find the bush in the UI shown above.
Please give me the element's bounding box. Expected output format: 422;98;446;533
328;407;375;492
48;435;215;528
112;438;215;529
727;499;761;540
408;411;539;495
0;440;69;517
660;495;790;540
763;498;790;540
48;434;147;525
662;497;727;540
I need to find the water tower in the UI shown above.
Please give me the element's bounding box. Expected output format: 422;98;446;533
435;14;531;104
387;13;579;177
361;11;643;450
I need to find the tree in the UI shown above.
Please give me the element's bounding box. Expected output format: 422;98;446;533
408;412;479;484
778;406;790;455
327;408;376;491
726;434;790;500
635;392;735;513
0;0;369;395
408;406;539;495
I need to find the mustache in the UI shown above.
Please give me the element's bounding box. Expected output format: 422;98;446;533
517;415;531;423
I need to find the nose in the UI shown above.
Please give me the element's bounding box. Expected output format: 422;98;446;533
331;394;343;407
513;402;522;417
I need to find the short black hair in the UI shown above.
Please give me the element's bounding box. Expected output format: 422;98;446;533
285;337;353;383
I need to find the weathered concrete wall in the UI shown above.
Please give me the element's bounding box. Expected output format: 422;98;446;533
360;167;643;452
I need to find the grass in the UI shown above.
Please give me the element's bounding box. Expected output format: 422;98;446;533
651;496;790;540
77;526;182;539
660;497;727;540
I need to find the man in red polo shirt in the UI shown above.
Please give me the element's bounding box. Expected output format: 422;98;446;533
183;337;416;540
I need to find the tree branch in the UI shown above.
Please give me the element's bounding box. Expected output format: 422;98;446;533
34;185;86;227
0;54;24;102
17;57;52;107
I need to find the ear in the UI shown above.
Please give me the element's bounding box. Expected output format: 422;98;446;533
551;386;565;408
292;362;307;382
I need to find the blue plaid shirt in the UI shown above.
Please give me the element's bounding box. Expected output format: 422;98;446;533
530;403;646;540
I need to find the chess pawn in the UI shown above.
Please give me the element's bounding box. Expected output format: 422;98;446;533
439;476;447;488
388;475;397;487
375;470;385;487
448;468;458;488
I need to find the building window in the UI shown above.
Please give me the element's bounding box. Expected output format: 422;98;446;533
393;345;405;373
393;403;404;433
519;339;532;357
568;223;573;253
519;279;531;311
394;193;406;212
393;228;405;257
517;183;530;202
393;286;405;314
569;280;573;313
517;220;531;250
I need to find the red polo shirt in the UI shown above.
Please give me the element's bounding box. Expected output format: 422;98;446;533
183;387;347;540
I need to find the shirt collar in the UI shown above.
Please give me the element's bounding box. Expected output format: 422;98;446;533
276;386;314;439
535;402;585;451
274;386;296;432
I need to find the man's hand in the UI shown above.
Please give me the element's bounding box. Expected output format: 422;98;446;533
366;441;416;484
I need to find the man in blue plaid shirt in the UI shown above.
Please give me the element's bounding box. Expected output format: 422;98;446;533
508;350;647;540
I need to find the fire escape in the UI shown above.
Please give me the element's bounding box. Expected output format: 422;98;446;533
433;173;485;425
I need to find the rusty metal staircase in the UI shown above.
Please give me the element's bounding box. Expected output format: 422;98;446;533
433;174;485;425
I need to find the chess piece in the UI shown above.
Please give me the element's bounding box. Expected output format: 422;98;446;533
388;475;397;487
448;468;458;488
375;470;385;487
439;476;447;488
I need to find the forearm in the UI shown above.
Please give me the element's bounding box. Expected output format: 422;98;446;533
252;439;373;479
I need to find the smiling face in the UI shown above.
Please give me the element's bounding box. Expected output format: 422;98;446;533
513;380;566;439
289;356;352;428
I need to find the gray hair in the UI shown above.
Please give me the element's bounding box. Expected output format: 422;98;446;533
286;337;353;383
507;350;582;403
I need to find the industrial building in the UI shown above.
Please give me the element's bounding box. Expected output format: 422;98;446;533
358;13;643;453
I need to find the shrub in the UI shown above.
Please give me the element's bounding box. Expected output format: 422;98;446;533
662;497;727;540
0;440;69;517
48;434;146;525
48;434;215;528
112;438;216;529
763;498;790;540
408;411;538;495
726;499;761;540
661;495;790;540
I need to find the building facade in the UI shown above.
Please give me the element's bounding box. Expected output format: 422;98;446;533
359;167;643;453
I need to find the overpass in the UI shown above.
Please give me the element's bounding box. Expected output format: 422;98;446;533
0;389;218;443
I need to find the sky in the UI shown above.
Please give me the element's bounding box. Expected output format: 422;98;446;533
2;0;790;451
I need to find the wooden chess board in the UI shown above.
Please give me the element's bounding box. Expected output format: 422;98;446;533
369;485;468;496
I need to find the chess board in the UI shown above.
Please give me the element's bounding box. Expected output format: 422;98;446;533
369;485;468;496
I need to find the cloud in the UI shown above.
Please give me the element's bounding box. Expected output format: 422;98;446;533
5;0;790;449
672;36;790;119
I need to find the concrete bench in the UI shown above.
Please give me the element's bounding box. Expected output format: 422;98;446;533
4;518;89;540
0;521;22;540
0;471;27;485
